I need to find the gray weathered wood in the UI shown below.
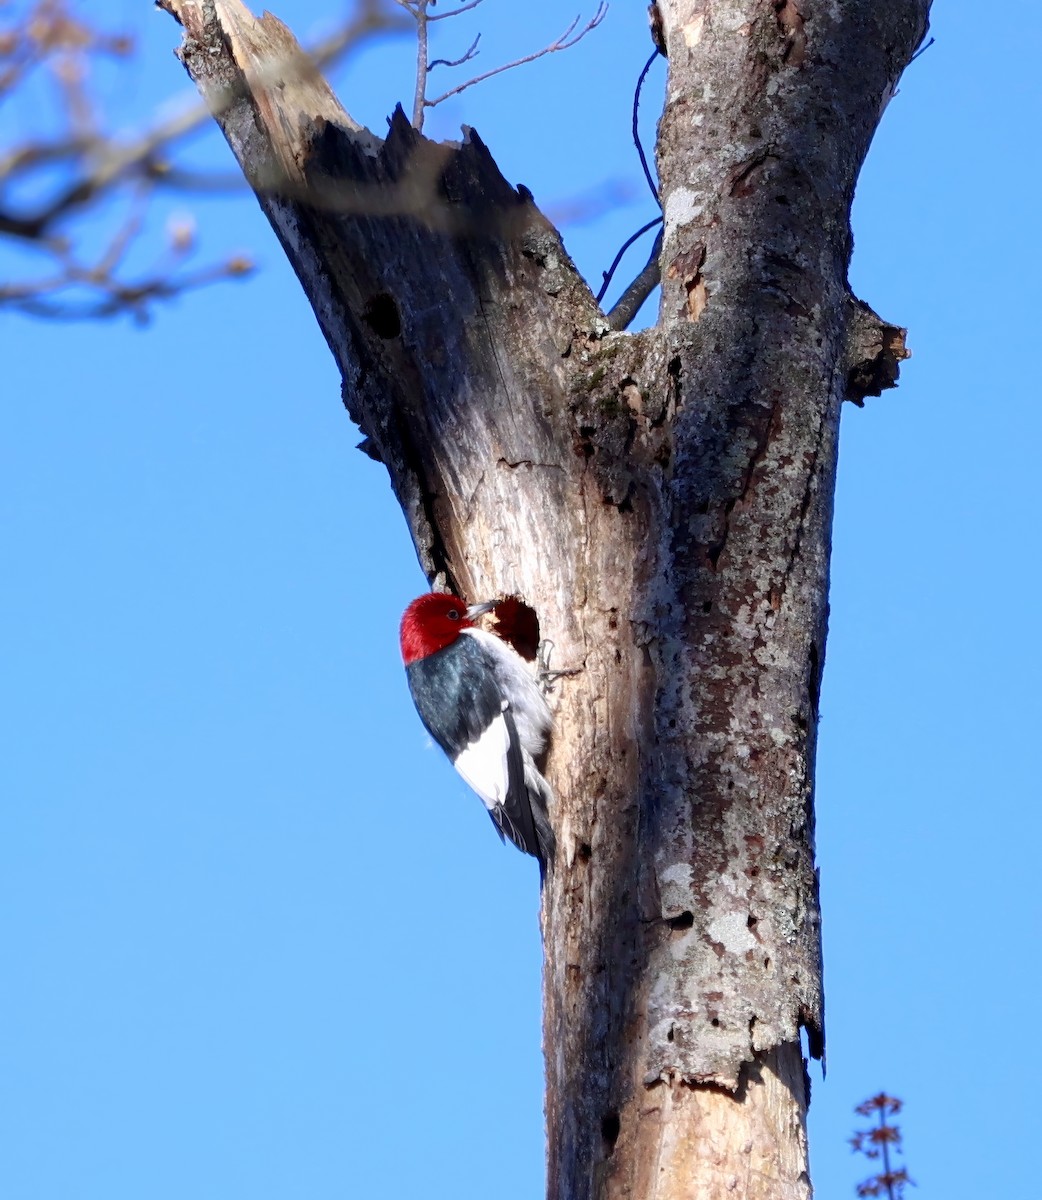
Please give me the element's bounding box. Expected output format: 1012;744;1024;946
160;1;930;1195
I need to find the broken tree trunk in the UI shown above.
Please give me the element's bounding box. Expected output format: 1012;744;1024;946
160;1;929;1196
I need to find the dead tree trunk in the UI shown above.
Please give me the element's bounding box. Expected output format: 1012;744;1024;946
160;2;929;1196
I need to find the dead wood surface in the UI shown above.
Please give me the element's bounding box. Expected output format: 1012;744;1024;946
161;2;930;1196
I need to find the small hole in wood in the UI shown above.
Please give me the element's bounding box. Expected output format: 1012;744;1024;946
601;1112;620;1155
362;292;401;339
487;595;540;661
666;910;694;931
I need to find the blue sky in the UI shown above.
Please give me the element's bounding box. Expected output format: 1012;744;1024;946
3;1;1039;1197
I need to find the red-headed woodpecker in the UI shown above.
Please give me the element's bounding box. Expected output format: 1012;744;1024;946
399;593;556;872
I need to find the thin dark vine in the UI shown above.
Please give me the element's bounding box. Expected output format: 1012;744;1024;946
633;48;661;204
595;45;664;309
595;216;661;304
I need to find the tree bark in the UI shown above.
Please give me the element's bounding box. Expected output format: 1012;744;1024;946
160;1;929;1196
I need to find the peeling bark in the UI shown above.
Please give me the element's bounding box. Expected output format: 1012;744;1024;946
845;298;911;405
160;1;930;1196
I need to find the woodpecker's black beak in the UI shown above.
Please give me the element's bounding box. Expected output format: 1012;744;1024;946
466;599;498;619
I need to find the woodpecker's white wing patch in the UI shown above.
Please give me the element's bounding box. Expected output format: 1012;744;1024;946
453;707;511;811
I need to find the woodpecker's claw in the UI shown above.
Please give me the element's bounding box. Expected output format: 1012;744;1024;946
538;640;553;674
537;639;581;694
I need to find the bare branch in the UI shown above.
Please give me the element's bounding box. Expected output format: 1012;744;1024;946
606;226;661;331
0;0;133;102
1;0;606;320
3;0;405;218
399;0;431;127
427;0;486;21
397;0;485;128
425;4;607;111
0;254;253;322
92;182;152;278
428;33;480;72
0;0;405;320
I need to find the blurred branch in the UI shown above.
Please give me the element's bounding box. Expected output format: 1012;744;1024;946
850;1093;914;1200
0;0;405;321
0;0;133;101
0;245;254;322
2;0;615;321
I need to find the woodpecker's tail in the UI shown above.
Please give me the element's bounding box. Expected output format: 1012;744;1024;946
524;760;556;881
490;709;556;877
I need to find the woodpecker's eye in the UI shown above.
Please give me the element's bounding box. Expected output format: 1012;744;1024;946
447;609;460;621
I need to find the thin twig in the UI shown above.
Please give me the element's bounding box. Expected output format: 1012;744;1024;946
2;256;252;322
909;34;934;63
428;34;480;72
93;182;152;276
425;4;607;111
428;0;485;22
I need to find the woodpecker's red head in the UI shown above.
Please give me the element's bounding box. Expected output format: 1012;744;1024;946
400;593;477;665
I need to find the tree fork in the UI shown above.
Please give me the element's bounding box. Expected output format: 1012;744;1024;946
160;1;929;1196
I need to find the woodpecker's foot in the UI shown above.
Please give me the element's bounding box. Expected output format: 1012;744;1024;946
537;640;582;694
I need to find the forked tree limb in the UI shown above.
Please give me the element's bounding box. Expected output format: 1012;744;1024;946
161;2;930;1197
